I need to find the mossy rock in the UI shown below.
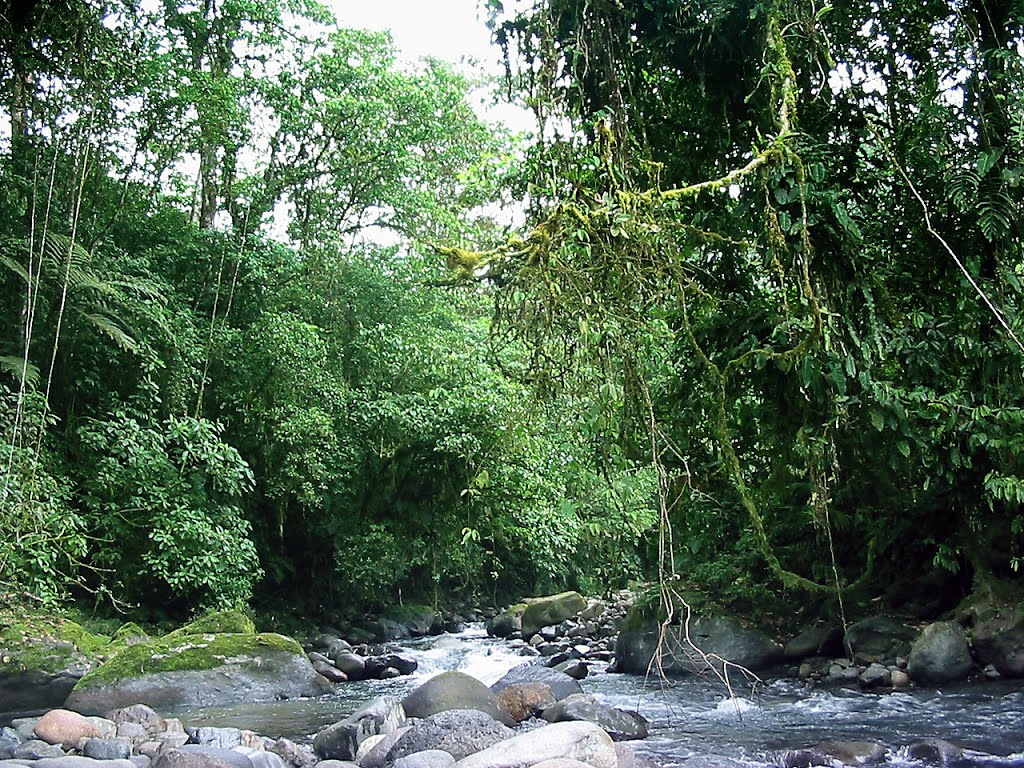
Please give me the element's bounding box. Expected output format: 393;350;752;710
167;610;255;638
65;630;328;714
0;617;109;713
111;622;149;645
379;604;438;637
521;592;587;636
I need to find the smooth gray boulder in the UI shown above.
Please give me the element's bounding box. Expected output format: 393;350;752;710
487;608;525;639
521;594;587;637
449;722;617;768
491;665;583;702
402;673;513;726
784;626;845;660
386;711;512;763
616;618;782;676
908;622;972;684
392;751;455;768
540;694;648;741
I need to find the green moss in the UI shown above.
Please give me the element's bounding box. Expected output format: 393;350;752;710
0;617;112;675
111;622;148;643
168;610;255;638
75;631;303;689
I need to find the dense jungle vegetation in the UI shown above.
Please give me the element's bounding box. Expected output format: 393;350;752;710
1;0;1022;626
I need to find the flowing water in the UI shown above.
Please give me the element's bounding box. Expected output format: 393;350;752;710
168;625;1024;767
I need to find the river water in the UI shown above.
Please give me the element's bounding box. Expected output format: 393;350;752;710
169;625;1024;767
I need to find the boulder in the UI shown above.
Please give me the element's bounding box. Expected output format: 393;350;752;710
540;694;648;741
496;683;557;723
521;594;588;637
313;697;405;761
402;673;514;726
33;759;137;768
175;748;252;768
34;709;102;749
553;661;588;680
380;606;439;638
109;705;165;736
65;633;329;714
448;722;616;768
313;661;349;683
487;607;526;639
386;710;513;763
151;750;243;768
971;608;1024;677
491;665;583;702
906;739;964;765
858;664;891;688
331;654;366;680
615;618;782;676
270;739;317;768
192;729;242;750
908;622;972;684
844;617;916;660
784;626;845;660
392;751;455;768
82;739;131;760
15;739;66;759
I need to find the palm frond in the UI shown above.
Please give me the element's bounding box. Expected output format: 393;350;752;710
0;355;41;388
76;310;139;353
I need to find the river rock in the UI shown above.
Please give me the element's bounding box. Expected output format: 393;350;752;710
906;739;964;765
109;706;166;736
0;731;20;760
65;631;329;714
392;751;455;768
496;682;557;723
553;660;588;680
858;663;891;688
192;729;242;750
448;722;617;768
844;617;916;660
491;665;583;702
540;694;649;741
779;741;886;768
82;738;131;760
35;709;102;749
615;617;783;676
970;608;1024;677
358;729;410;768
314;661;349;683
487;607;525;639
15;740;66;759
270;739;317;768
784;626;845;660
908;622;972;684
521;594;588;637
380;606;439;638
34;758;138;768
314;697;406;761
332;654;366;680
402;672;513;726
153;749;249;768
386;710;513;763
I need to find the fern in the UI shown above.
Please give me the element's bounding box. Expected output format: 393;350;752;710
0;355;41;388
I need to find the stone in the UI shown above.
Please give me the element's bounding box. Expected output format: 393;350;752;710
540;694;649;741
313;661;349;683
386;711;513;763
784;626;845;660
313;697;405;761
402;673;513;726
779;741;886;768
615;618;783;676
66;634;329;714
358;729;410;768
331;654;366;680
906;739;964;765
151;750;241;768
521;594;588;637
844;617;916;660
175;748;252;768
530;761;593;768
85;719;116;741
496;682;557;723
448;722;616;768
890;669;910;688
34;759;137;768
82;738;132;760
490;665;583;702
35;710;103;749
972;607;1024;677
858;663;891;688
109;706;165;736
246;752;288;768
391;751;454;768
614;743;661;768
553;660;588;680
15;740;66;759
192;729;242;750
270;739;317;768
314;762;359;768
908;622;972;684
486;607;525;639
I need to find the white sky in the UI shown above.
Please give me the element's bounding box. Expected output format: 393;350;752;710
329;0;533;134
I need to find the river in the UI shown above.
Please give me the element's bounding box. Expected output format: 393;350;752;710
168;624;1024;766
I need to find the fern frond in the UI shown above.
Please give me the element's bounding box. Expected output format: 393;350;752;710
75;310;139;353
0;355;41;387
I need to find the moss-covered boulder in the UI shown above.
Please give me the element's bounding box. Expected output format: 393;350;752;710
521;593;587;636
486;605;527;638
65;629;329;715
0;619;108;715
